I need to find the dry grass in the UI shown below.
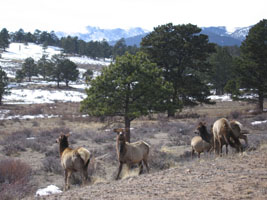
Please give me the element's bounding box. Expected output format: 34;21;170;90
0;159;34;200
0;100;267;197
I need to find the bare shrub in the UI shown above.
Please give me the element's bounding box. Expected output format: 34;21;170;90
42;156;62;175
31;120;39;127
229;110;242;119
175;112;200;119
166;122;194;146
149;148;177;171
0;159;34;200
0;129;32;156
132;125;159;141
25;139;46;153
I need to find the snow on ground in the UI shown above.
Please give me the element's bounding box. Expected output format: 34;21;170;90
0;114;59;121
2;88;87;104
1;43;62;61
208;94;232;101
68;56;111;66
251;120;267;126
1;42;111;65
35;185;62;197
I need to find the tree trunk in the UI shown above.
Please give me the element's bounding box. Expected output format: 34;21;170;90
167;108;175;117
124;117;131;143
258;91;264;112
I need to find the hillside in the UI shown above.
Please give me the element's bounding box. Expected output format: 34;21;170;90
0;42;110;105
33;148;267;200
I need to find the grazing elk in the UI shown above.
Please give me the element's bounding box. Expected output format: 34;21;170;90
191;122;213;158
230;120;248;146
114;128;150;180
212;118;242;156
56;134;91;191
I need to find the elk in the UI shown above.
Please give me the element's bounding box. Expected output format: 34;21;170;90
56;134;91;191
191;122;213;158
114;128;150;180
230;120;248;146
212;118;242;156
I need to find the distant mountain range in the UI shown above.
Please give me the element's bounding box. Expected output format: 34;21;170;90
56;26;149;43
56;25;252;47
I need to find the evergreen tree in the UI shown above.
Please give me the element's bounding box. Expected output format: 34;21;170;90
51;54;65;87
13;29;25;43
226;19;267;111
51;54;79;87
21;57;38;82
37;55;53;80
208;46;234;95
0;28;10;51
59;59;79;87
83;69;94;84
15;69;25;83
81;52;165;142
112;38;127;59
141;23;216;116
0;66;9;105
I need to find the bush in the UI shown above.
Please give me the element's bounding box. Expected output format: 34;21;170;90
42;156;62;175
0;129;32;156
0;159;34;199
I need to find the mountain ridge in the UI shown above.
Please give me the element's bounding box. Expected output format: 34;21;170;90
56;25;251;46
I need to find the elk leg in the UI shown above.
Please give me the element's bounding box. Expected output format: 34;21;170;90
116;162;123;180
218;140;222;156
143;159;149;173
191;148;195;158
64;170;68;191
82;169;88;186
225;144;228;155
138;161;144;175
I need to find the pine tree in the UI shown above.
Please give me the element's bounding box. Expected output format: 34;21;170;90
0;28;10;51
81;52;165;142
21;57;38;82
0;66;9;105
37;55;53;80
141;23;216;117
208;46;234;95
227;19;267;111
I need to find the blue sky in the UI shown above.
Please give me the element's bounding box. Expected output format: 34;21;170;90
1;0;266;33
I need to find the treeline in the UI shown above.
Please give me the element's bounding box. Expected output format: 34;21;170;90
0;28;138;59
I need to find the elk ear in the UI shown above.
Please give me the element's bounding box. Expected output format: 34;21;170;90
65;133;70;137
114;128;119;133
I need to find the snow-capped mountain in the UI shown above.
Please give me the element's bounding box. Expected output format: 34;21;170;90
56;25;251;46
229;26;252;41
57;26;149;42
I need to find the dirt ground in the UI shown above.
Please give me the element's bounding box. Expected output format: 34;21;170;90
1;100;267;200
31;148;267;200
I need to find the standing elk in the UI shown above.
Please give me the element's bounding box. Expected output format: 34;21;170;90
212;118;242;156
230;120;248;146
56;133;91;191
191;122;213;158
114;128;150;180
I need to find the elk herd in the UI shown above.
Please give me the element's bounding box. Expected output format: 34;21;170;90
56;117;249;191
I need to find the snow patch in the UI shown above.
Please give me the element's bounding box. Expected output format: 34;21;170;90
251;120;267;126
35;185;62;196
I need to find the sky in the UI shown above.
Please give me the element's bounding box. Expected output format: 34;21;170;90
0;0;266;33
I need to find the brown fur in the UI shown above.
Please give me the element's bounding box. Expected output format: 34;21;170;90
230;120;248;146
56;134;91;191
114;128;150;180
191;122;213;158
212;118;242;156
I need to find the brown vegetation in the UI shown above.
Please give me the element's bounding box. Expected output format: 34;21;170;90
0;100;266;199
